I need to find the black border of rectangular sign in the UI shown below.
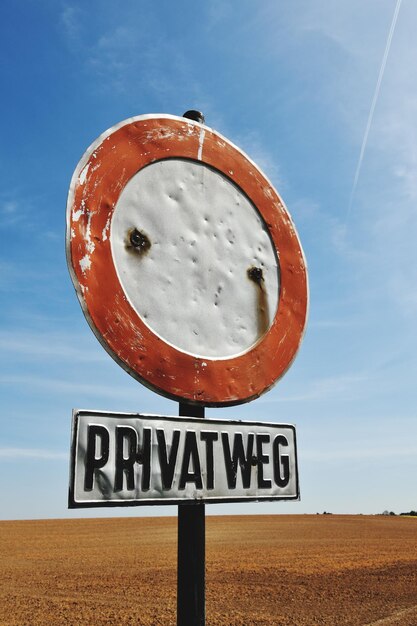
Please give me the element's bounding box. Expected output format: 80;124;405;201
68;409;299;508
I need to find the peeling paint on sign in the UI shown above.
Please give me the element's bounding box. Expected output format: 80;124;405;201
197;128;205;161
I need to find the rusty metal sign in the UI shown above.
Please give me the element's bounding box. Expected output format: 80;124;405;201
66;114;308;406
69;410;299;508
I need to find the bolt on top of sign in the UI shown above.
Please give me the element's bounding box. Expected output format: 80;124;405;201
66;114;308;406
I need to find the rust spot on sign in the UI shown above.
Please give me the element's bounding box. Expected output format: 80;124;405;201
126;228;151;256
247;266;270;338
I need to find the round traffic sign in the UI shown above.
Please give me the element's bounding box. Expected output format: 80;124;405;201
66;114;308;406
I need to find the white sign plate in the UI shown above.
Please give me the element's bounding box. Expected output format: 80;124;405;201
69;410;299;507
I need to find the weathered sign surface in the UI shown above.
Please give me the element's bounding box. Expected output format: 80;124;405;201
69;410;299;507
66;114;308;406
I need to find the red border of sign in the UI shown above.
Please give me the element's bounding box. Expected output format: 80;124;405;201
67;114;308;406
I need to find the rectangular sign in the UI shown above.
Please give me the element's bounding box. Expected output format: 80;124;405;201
69;410;299;508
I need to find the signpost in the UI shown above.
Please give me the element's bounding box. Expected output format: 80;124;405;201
66;111;308;625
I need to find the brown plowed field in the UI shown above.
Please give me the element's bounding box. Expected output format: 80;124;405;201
1;515;416;625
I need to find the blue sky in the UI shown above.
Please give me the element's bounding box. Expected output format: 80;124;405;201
1;0;416;519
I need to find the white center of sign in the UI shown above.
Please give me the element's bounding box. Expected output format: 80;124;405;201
111;158;279;358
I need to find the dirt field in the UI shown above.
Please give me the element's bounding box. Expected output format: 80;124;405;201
0;514;416;625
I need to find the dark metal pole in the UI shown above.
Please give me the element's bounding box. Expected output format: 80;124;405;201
182;110;205;124
177;402;205;626
177;109;206;626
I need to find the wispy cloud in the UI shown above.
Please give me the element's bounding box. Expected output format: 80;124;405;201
0;194;26;228
0;260;30;291
0;189;53;236
59;5;212;114
261;372;371;404
232;130;283;189
60;5;83;42
0;448;68;461
87;26;134;86
308;319;358;330
205;0;233;31
59;7;137;92
0;331;107;364
0;373;138;401
303;444;417;463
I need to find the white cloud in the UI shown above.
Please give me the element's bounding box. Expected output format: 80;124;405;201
59;5;212;114
87;26;133;81
2;200;17;215
60;5;82;42
0;448;68;461
308;318;358;330
0;373;138;401
0;330;107;364
0;189;51;234
0;196;24;228
261;372;371;404
205;0;234;30
232;129;283;190
0;260;27;290
303;444;417;463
